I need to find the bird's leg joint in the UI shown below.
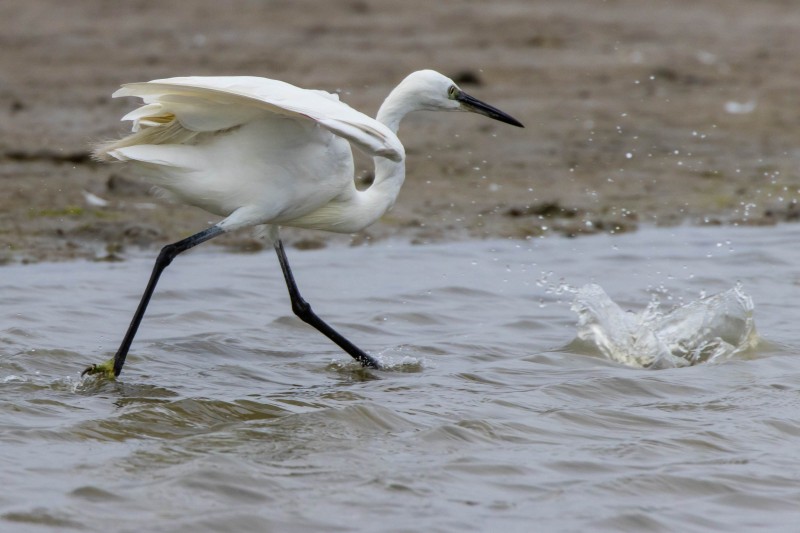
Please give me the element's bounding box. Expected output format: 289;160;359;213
291;297;312;321
157;243;179;268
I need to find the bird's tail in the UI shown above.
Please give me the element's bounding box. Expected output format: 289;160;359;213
92;115;200;162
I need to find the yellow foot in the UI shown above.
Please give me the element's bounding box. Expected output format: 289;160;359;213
81;358;116;379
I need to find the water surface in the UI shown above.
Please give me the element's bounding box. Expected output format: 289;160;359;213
2;224;800;532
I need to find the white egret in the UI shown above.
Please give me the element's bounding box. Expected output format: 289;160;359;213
82;69;523;378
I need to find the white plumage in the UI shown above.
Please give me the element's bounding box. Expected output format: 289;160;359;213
96;75;410;234
84;69;523;377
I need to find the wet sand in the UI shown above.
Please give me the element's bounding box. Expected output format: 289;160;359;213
2;0;799;263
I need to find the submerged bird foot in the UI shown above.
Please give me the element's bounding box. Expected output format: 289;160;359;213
81;358;116;379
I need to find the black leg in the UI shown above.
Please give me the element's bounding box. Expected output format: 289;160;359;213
274;239;382;369
83;225;225;377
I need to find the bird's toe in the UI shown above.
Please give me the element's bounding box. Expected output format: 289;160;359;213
81;359;116;379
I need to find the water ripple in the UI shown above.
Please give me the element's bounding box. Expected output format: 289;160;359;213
3;226;800;531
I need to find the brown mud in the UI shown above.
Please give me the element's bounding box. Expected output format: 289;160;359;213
2;0;799;263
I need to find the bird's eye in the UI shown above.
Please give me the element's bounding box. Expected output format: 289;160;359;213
447;85;458;99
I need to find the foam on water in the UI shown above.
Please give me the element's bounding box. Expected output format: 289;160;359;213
572;283;758;368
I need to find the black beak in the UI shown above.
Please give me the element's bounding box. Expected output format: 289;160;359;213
457;91;524;128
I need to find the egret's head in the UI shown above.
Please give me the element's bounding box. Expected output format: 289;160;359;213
401;70;524;128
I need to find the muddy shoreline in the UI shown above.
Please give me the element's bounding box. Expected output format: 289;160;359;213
2;0;799;264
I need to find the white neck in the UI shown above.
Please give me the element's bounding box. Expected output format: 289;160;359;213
376;79;421;133
291;81;419;233
351;81;426;226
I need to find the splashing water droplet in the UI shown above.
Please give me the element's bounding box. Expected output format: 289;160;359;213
571;284;757;368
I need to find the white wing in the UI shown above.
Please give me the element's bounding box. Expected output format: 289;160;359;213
113;76;404;162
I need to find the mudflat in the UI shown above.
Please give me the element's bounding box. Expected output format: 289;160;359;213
2;0;799;263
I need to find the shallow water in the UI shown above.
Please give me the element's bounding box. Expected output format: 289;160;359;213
2;224;800;532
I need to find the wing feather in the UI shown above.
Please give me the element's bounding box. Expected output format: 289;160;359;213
111;76;404;162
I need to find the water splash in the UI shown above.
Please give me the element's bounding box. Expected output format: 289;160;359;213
571;284;757;368
326;349;425;374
